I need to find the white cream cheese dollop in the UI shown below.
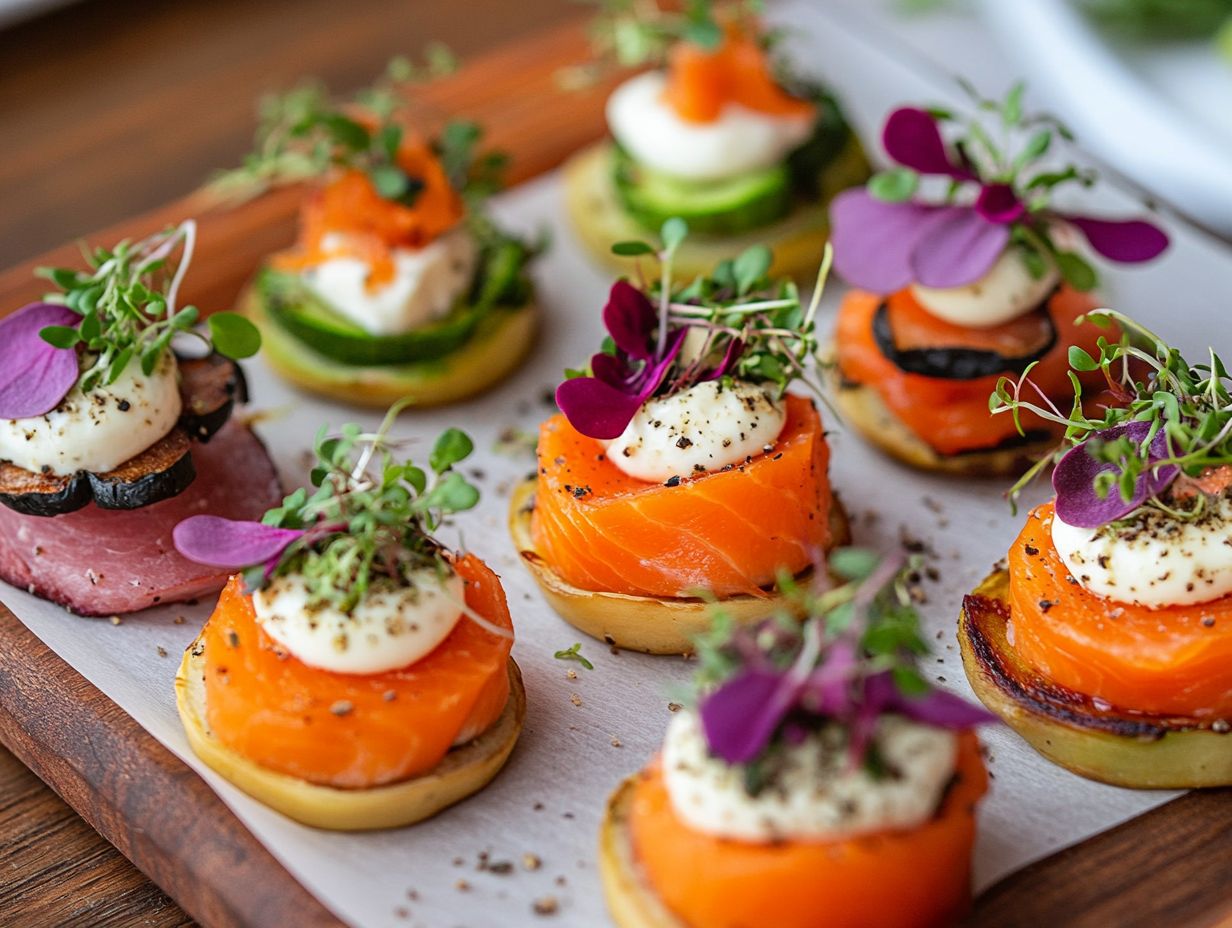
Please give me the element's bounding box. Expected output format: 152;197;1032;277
252;566;465;675
0;352;181;476
602;381;786;483
301;228;477;336
1051;499;1232;608
606;71;813;182
662;709;958;843
912;249;1059;328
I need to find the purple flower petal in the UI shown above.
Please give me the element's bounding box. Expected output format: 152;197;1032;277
890;686;998;728
1052;420;1178;528
700;670;797;765
829;189;954;292
0;303;81;419
699;337;744;381
910;209;1010;288
555;377;647;441
799;639;858;715
172;515;304;569
590;352;637;388
1062;216;1169;264
864;671;995;729
975;183;1026;225
558;328;686;440
881;107;973;180
602;281;657;359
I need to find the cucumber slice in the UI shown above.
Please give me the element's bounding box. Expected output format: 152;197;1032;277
258;269;486;367
610;82;858;237
612;147;793;236
255;229;535;368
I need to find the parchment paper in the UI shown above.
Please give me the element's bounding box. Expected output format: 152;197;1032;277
3;3;1229;926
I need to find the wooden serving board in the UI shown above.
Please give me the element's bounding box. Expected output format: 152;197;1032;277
0;17;1230;928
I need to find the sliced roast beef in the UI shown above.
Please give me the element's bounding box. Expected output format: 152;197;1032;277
0;422;281;616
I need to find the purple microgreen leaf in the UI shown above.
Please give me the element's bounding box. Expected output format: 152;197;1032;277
881;107;974;180
602;281;658;360
1061;216;1169;264
699;670;797;765
0;303;82;419
910;209;1010;288
172;515;304;569
887;681;999;728
974;183;1026;225
557;328;686;440
555;376;647;441
699;337;744;382
1052;420;1178;528
829;189;953;293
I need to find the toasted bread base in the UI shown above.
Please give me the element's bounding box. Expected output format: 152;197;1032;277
176;645;526;830
563;140;869;282
241;283;538;408
831;374;1053;478
959;569;1232;788
508;478;850;655
599;777;687;928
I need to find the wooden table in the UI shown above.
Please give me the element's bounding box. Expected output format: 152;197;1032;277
2;3;1231;927
0;2;574;924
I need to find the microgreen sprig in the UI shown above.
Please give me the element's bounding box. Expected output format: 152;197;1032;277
560;0;769;88
992;310;1232;520
255;400;481;612
835;84;1168;296
206;50;507;207
553;642;595;671
557;221;832;439
688;548;992;787
629;222;829;395
36;220;260;394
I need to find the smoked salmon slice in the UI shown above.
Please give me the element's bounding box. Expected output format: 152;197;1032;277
199;553;513;789
271;136;463;290
663;28;816;124
1008;503;1232;717
835;285;1106;456
531;394;832;600
627;732;986;928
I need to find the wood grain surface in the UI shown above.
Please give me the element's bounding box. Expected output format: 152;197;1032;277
1;3;1231;928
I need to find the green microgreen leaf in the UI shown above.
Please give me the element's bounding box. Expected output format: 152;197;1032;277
867;167;919;202
611;240;656;257
39;325;81;349
553;642;595;671
430;427;474;474
1054;250;1099;291
207;312;263;359
660;217;689;255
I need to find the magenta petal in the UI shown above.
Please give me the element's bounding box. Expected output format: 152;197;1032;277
1052;421;1178;528
700;670;796;765
911;209;1010;288
172;515;304;568
830;189;952;292
1063;216;1169;264
890;685;998;728
0;303;81;419
602;281;657;359
699;337;744;381
975;183;1026;225
590;352;636;388
555;377;646;440
881;107;972;179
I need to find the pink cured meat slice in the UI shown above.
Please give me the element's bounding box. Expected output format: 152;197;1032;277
0;423;281;616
